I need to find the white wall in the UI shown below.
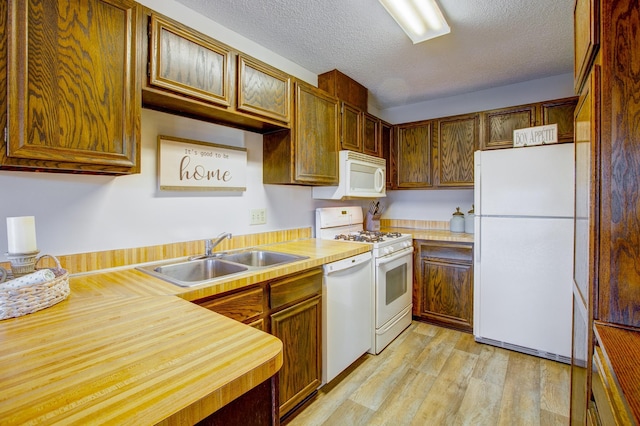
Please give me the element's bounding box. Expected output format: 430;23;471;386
1;110;315;255
383;190;474;223
381;73;575;124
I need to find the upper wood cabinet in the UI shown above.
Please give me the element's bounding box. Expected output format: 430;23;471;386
481;104;537;150
395;121;433;188
263;80;339;185
148;14;231;107
363;112;381;157
237;54;291;124
433;113;479;188
574;0;599;94
142;11;290;133
339;101;362;152
380;121;394;188
393;113;477;190
481;98;578;150
318;69;367;111
391;96;578;190
541;97;579;143
2;0;142;174
318;69;386;158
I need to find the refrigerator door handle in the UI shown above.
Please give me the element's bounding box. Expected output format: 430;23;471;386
474;150;481;216
475;218;480;263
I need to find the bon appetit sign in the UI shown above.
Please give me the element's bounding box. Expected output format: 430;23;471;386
158;135;247;191
513;123;558;148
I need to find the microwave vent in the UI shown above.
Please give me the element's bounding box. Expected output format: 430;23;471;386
344;151;385;167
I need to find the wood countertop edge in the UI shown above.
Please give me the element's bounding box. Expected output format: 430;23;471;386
158;341;283;425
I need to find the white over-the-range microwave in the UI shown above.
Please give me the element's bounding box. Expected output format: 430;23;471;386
312;150;386;200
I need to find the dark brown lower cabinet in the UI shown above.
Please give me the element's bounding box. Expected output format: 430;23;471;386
196;375;279;426
413;240;473;333
194;267;322;421
271;295;321;416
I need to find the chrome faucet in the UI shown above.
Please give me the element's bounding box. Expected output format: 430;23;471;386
204;232;232;256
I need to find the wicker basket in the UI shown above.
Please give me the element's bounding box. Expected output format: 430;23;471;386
0;255;70;320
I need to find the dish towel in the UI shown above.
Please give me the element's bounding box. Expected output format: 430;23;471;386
1;269;56;289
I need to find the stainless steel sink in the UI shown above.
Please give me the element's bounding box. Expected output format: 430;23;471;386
137;258;248;287
136;249;308;287
219;250;307;267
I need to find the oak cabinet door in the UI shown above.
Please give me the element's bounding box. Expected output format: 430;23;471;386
271;294;321;416
293;82;339;184
4;0;141;174
434;114;478;188
395;121;432;188
380;121;394;188
574;0;599;94
148;14;231;107
481;105;536;150
263;81;339;185
237;54;291;124
413;241;474;332
541;97;579;144
339;101;362;152
363;112;381;157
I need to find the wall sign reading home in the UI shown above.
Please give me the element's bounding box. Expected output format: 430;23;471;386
158;135;247;191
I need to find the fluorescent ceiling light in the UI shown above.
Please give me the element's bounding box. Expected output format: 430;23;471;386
379;0;450;44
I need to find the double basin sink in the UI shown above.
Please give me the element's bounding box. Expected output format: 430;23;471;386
137;249;308;287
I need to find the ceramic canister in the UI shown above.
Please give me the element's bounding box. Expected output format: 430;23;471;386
465;205;475;234
450;207;465;233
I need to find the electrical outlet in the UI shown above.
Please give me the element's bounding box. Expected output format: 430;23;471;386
250;208;267;225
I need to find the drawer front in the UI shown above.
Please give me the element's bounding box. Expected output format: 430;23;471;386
418;242;473;263
197;287;264;323
270;269;322;310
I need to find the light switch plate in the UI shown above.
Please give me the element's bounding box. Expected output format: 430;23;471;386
250;208;267;225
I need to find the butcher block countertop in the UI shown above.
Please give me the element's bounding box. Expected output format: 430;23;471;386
383;227;475;244
0;238;370;425
71;239;372;301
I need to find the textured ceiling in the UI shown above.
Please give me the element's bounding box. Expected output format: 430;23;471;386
172;0;574;110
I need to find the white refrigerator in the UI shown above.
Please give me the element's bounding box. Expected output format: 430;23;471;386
473;143;574;362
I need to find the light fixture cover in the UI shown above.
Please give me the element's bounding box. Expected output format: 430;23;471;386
379;0;450;44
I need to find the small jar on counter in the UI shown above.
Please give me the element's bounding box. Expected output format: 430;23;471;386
450;207;465;233
465;205;475;234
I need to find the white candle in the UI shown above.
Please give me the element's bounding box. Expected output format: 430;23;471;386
7;216;38;254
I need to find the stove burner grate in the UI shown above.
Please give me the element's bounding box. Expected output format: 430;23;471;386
334;234;383;243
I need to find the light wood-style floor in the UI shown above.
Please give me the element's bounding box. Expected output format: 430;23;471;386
287;321;570;426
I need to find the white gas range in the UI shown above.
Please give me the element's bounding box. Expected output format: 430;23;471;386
315;206;414;356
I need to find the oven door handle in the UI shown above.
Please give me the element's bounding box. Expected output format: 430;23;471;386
376;246;413;266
